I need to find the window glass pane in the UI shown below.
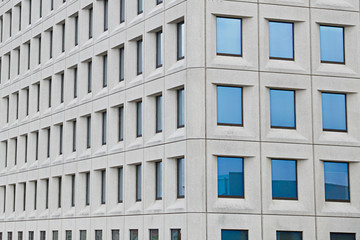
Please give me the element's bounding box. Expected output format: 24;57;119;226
177;89;185;128
156;31;162;68
137;40;142;75
269;22;294;59
118;168;123;203
101;170;106;204
216;17;241;56
156;162;162;200
177;22;184;59
320;26;344;63
136;165;142;201
324;162;349;201
130;230;138;240
52;231;58;240
156;95;162;132
270;90;295;128
321;93;347;131
102;112;107;145
221;230;248;240
138;0;143;14
103;55;107;87
104;0;108;31
177;158;185;198
218;157;244;197
137;101;142;137
95;230;102;240
330;233;355;240
276;231;302;240
119;107;124;141
271;160;297;199
120;48;124;81
65;231;71;240
79;230;86;240
150;230;158;240
112;230;119;240
171;230;181;240
217;86;242;125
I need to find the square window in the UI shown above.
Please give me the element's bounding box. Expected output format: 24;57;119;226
218;157;244;198
324;162;350;202
271;160;297;200
216;17;242;56
276;231;302;240
130;230;138;240
321;93;347;131
221;230;248;240
320;26;345;63
149;229;159;240
270;89;295;128
330;233;356;240
171;229;181;240
269;22;294;60
217;86;243;126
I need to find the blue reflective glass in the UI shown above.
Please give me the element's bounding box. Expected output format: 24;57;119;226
320;26;344;63
221;230;248;240
217;86;243;125
276;231;302;240
218;157;244;197
216;17;242;55
270;90;295;128
330;233;355;240
321;93;347;131
272;160;297;199
324;162;349;201
269;22;294;59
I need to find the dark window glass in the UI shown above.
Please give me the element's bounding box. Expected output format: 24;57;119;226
50;30;53;58
71;175;75;207
51;0;54;11
60;74;64;103
33;181;37;210
88;61;92;93
276;231;302;240
322;93;347;131
216;17;241;56
221;230;248;240
39;231;45;240
74;67;77;98
59;124;63;155
101;170;106;204
136;101;142;137
149;229;158;240
217;86;242;126
155;161;162;200
39;0;42;18
95;230;102;240
58;177;61;208
23;182;26;211
269;22;294;60
7;232;12;240
36;83;40;112
156;0;163;4
102;111;107;145
46;128;50;158
28;232;34;240
89;8;93;39
118;168;123;203
87;116;91;149
28;1;31;25
112;230;119;240
324;162;350;202
75;16;78;46
104;0;108;31
52;231;58;240
61;23;65;53
130;230;138;240
218;157;244;198
65;231;71;240
177;21;184;60
79;230;86;240
156;95;162;133
270;89;295;128
35;131;39;160
138;0;143;14
48;79;52;108
45;179;49;209
24;134;28;163
26;88;29;116
156;31;162;68
119;107;124;141
137;40;143;75
119;48;124;81
136;164;142;201
177;89;185;128
72;121;76;152
171;229;181;240
120;0;125;23
103;55;107;87
18;5;21;31
271;159;297;199
330;233;356;240
85;172;90;206
18;231;23;240
177;158;185;198
320;26;344;63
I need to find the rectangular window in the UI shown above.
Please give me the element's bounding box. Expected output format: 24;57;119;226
9;11;12;37
155;161;162;200
7;232;12;240
177;158;185;198
60;74;64;103
136;101;142;137
177;21;185;60
15;92;19;119
269;21;294;60
276;231;302;240
45;179;49;209
218;157;244;198
320;26;344;63
104;0;108;31
17;49;20;75
216;17;241;56
95;230;102;240
88;61;92;93
46;128;50;158
87;116;91;149
120;0;125;23
34;181;37;210
156;95;162;133
270;89;295;128
156;30;163;68
101;170;106;204
136;164;142;201
14;138;17;165
103;55;107;87
28;232;34;240
18;5;22;31
59;124;63;155
8;54;11;80
48;79;52;108
102;111;107;145
39;231;45;240
61;23;65;53
149;230;158;240
118;167;123;203
27;43;30;70
119;47;124;81
171;229;181;240
85;172;90;206
25;88;29;116
79;231;86;240
118;106;124;141
52;231;58;240
157;0;163;4
12;185;15;212
217;86;243;126
36;83;40;112
51;0;54;11
330;233;356;240
177;89;185;128
72;121;76;152
23;182;26;210
74;67;77;98
89;7;93;39
35;131;39;160
18;232;23;240
71;175;75;207
130;230;138;240
137;39;143;75
5;97;9;123
221;230;248;240
65;231;71;240
271;159;297;200
74;15;78;46
39;0;42;18
28;0;31;25
138;0;143;14
321;92;347;131
58;177;61;208
324;162;350;202
24;134;28;163
112;230;119;240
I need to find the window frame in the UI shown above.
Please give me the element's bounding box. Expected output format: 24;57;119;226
156;30;163;68
102;111;107;145
136;39;143;75
216;16;242;57
321;92;348;132
276;231;303;240
177;21;185;60
136;164;142;202
118;167;123;203
324;161;350;203
177;158;185;199
270;89;296;129
177;88;185;128
216;85;243;127
330;232;356;240
136;101;143;137
271;159;298;200
156;95;163;133
320;25;345;64
268;21;295;61
155;161;162;200
101;170;106;205
221;229;248;240
171;229;181;240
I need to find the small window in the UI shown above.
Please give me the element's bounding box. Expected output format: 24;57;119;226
101;170;106;204
112;230;119;240
324;162;350;202
177;89;185;128
149;229;158;240
177;21;185;60
330;233;356;240
120;0;125;23
171;229;181;240
59;124;63;155
270;89;295;128
271;159;297;200
46;128;50;157
156;0;163;5
177;158;185;198
52;231;58;240
85;172;90;206
103;55;108;87
88;61;92;93
321;93;347;132
217;86;243;126
40;231;45;240
269;21;294;60
130;230;138;240
7;232;12;240
320;26;344;63
73;67;78;98
118;106;124;141
95;230;102;240
28;232;34;240
118;167;123;203
218;157;244;198
36;83;40;112
102;111;107;145
87;116;91;149
137;39;143;75
136;164;142;201
216;17;241;56
60;74;64;103
61;23;65;53
18;232;23;240
57;177;61;208
156;31;163;68
119;47;124;81
136;101;142;137
71;175;75;207
137;0;143;14
155;161;162;200
72;121;77;152
65;230;71;240
79;230;86;240
74;15;78;46
156;95;162;133
89;7;93;39
276;231;302;240
221;230;248;240
104;0;108;31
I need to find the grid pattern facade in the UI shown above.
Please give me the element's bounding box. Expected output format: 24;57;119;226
0;0;359;239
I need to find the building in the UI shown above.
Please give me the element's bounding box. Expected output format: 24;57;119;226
0;0;359;239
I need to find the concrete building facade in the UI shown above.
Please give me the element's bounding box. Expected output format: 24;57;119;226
0;0;359;239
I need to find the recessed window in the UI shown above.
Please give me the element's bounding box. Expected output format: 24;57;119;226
321;92;347;132
61;23;65;53
86;116;91;149
177;21;185;60
149;229;159;240
119;47;124;81
72;121;77;152
102;111;107;145
73;67;78;98
112;230;119;240
155;161;162;200
216;17;241;56
28;232;34;240
217;86;243;126
49;30;53;59
95;230;102;240
57;177;61;208
156;95;162;133
320;26;344;63
324;162;350;202
137;39;143;75
171;229;181;240
136;101;142;137
177;89;185;128
89;7;93;39
118;167;123;203
270;89;295;128
7;232;12;240
156;0;163;5
59;124;63;154
104;0;108;31
103;55;108;88
85;172;90;206
271;159;297;200
136;164;142;201
276;231;302;240
177;158;185;198
118;106;124;141
71;175;75;207
218;157;244;198
269;21;294;60
156;30;163;68
101;170;106;204
74;15;78;46
88;61;92;93
65;230;72;240
221;230;248;240
330;233;356;240
130;230;138;240
79;230;86;240
120;0;125;23
138;0;143;14
60;74;64;103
